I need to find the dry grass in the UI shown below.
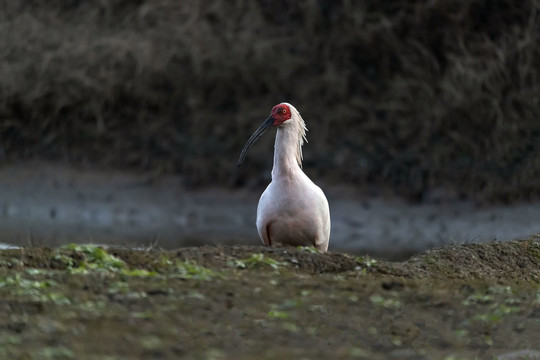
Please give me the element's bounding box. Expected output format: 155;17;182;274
1;0;539;201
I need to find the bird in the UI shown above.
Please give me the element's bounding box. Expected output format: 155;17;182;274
237;103;331;251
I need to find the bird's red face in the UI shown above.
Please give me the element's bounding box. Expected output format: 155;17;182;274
237;102;293;167
271;104;292;125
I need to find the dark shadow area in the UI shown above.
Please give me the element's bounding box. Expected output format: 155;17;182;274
0;0;539;202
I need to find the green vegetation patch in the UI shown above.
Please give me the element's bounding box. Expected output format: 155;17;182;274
229;253;286;270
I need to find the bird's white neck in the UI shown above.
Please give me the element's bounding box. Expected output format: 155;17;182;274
272;115;307;178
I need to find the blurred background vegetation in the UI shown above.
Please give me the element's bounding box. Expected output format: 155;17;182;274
1;0;539;202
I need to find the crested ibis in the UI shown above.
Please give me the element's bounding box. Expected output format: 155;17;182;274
238;103;331;251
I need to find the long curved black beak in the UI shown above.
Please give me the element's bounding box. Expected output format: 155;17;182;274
237;115;275;167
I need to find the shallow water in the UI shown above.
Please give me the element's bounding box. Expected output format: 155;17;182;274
1;162;538;258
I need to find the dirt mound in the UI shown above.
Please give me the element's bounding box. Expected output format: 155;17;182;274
172;246;360;273
2;238;537;284
0;239;538;359
401;236;540;283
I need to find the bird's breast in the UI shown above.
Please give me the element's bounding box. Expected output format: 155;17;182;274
258;176;326;220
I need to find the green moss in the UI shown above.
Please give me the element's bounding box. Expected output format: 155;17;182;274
369;294;402;309
34;347;75;359
230;253;286;270
172;261;216;280
268;310;289;319
60;244;125;273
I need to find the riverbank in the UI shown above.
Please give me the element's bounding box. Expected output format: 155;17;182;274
1;162;539;259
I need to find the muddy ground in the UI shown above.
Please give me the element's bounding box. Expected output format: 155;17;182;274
0;238;538;359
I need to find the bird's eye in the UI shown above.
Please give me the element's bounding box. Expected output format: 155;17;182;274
282;109;286;114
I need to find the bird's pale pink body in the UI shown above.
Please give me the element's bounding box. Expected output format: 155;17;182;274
240;103;330;251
